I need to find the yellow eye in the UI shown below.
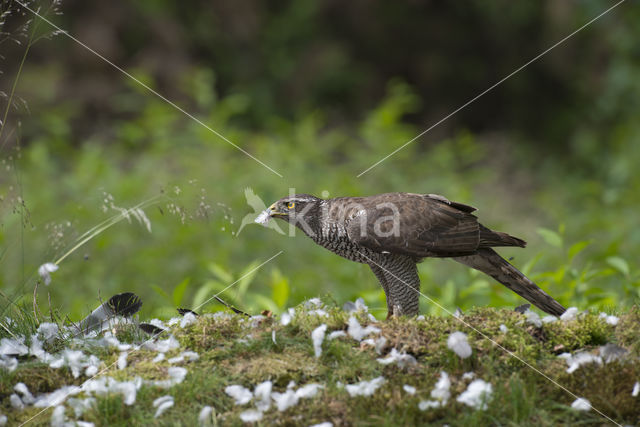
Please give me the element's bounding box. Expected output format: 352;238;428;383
287;202;295;209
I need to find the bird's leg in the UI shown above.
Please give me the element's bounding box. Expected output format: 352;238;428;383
379;256;421;317
369;264;395;319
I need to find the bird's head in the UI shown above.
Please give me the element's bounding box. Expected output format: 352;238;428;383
267;194;321;224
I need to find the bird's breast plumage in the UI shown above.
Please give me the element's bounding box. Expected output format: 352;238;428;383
309;221;377;263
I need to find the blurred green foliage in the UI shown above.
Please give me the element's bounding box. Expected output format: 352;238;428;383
0;1;639;322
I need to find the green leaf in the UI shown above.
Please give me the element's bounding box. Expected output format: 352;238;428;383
172;277;190;306
521;253;543;276
270;269;290;309
250;294;279;313
442;279;456;307
606;256;630;276
237;260;261;298
192;280;228;309
208;263;233;283
568;240;590;261
459;279;489;298
536;228;563;248
151;284;170;302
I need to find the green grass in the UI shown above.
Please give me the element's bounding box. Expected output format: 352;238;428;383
1;302;638;426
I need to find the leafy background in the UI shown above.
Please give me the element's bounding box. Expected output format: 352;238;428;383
1;0;639;321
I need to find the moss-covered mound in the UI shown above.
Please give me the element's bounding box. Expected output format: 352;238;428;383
1;302;639;426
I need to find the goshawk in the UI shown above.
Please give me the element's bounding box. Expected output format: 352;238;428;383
258;192;565;317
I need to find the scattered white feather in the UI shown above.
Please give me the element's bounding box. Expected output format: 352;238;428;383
362;338;375;346
312;324;327;358
430;372;451;404
49;349;91;378
14;382;34;405
153;395;174;407
225;385;253;405
117;352;128;370
376;348;417;368
50;405;66;427
29;336;49;362
0;356;18;372
343;298;368;313
167;317;182;327
183;351;199;361
328;331;346;340
10;394;24;409
345;376;386;397
38;263;58;286
113;381;138;405
180;312;198;328
153;353;165;363
37;322;60;342
416;315;425;321
632;382;639;397
347;316;381;341
0;337;28;356
305;298;323;308
67;397;96;417
0;414;7;426
81;377;139;405
198;406;213;425
249;315;267;328
462;372;475;380
403;385;416;395
456;379;493;410
560;307;579;321
571;397;591;411
240;409;263;422
447;332;472;359
558;351;602;374
280;312;292;326
295;383;323;399
308;309;329;317
143;335;181;353
33;385;81;407
598;312;619;326
99;334;121;349
499;324;508;333
254;380;273;412
453;307;463;318
272;330;277;345
606;316;619;325
374;336;388;354
599;343;627;363
280;308;295;326
168;355;184;364
271;389;299;411
418;400;441;410
524;310;542;327
254;209;271;225
309;423;332;427
153;395;174;418
542;315;558;324
153;367;188;388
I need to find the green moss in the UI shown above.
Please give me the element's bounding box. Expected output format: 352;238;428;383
543;312;612;352
3;305;640;426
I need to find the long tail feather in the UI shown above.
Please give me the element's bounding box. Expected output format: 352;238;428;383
454;248;566;316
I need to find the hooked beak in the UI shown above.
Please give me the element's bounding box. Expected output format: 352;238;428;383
269;203;286;217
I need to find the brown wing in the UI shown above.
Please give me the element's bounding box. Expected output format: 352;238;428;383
346;193;480;257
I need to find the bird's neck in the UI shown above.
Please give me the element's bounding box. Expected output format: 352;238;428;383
299;200;349;242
